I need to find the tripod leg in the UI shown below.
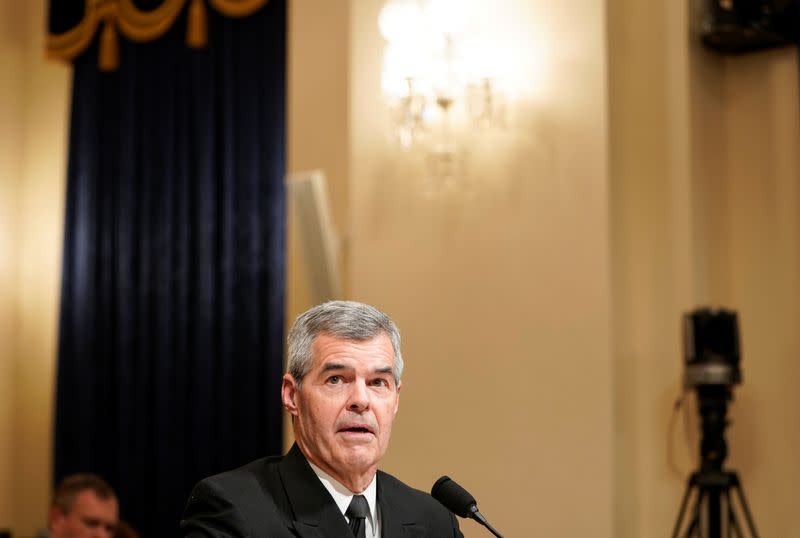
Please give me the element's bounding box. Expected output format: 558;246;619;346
728;505;742;538
732;482;759;538
724;489;742;538
685;489;705;538
672;481;696;538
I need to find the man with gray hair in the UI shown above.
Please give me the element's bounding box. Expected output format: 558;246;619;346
182;300;462;537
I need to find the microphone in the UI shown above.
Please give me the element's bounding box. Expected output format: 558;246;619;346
431;476;504;538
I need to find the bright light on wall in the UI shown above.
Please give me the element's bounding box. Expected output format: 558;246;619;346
378;0;508;159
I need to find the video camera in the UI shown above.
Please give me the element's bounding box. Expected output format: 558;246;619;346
683;307;742;388
701;0;800;54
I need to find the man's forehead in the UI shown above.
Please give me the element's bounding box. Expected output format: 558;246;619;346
72;490;118;516
311;334;395;364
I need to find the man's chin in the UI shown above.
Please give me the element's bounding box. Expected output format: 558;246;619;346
338;446;380;470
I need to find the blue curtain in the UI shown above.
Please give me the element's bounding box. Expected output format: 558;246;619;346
53;2;286;534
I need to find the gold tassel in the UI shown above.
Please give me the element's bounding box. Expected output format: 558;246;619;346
187;0;208;48
99;18;120;72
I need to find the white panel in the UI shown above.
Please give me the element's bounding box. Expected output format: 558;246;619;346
287;170;342;303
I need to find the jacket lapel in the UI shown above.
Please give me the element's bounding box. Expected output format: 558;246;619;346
279;444;354;538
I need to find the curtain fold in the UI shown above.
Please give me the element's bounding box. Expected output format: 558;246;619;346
54;2;286;533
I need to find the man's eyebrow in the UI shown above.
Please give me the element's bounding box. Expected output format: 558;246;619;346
318;364;393;376
320;362;349;373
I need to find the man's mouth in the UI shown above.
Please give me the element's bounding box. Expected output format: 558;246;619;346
338;425;375;435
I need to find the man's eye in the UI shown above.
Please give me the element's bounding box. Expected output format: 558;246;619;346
327;375;341;384
371;378;389;387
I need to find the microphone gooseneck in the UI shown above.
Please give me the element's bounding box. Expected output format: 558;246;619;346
431;476;504;538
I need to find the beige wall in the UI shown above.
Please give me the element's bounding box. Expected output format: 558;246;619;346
608;1;697;535
0;0;70;534
0;0;26;526
2;0;799;535
286;0;350;308
712;49;800;537
609;0;800;536
348;1;613;536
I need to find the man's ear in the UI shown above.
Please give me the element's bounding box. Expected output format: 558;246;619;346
281;373;300;417
48;506;65;532
393;381;402;417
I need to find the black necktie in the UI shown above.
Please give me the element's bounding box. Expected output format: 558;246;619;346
346;494;369;538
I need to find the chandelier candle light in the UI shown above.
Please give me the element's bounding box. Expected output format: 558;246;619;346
378;0;506;164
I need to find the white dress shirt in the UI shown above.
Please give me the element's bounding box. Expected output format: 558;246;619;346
308;461;381;537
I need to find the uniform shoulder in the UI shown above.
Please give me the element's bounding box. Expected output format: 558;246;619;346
182;454;287;535
377;470;463;536
191;453;283;501
377;470;448;510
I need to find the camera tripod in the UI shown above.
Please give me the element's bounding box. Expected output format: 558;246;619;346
671;468;758;538
671;386;759;538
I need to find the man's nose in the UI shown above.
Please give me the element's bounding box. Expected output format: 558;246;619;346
347;378;370;411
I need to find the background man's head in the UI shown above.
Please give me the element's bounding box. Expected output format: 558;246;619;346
282;300;403;490
49;473;118;538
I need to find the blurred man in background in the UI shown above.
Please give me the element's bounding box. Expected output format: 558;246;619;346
49;473;118;538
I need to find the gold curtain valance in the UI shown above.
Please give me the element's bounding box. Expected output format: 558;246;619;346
47;0;268;71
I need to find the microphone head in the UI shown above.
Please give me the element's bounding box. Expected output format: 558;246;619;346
431;476;477;518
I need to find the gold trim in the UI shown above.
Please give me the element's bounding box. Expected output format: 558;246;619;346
46;0;270;64
98;16;120;71
117;0;186;42
186;0;208;48
46;3;101;61
209;0;267;18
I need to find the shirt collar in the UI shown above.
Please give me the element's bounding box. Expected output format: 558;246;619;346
308;460;378;534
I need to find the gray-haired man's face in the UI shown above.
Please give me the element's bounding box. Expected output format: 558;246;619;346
282;333;402;489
